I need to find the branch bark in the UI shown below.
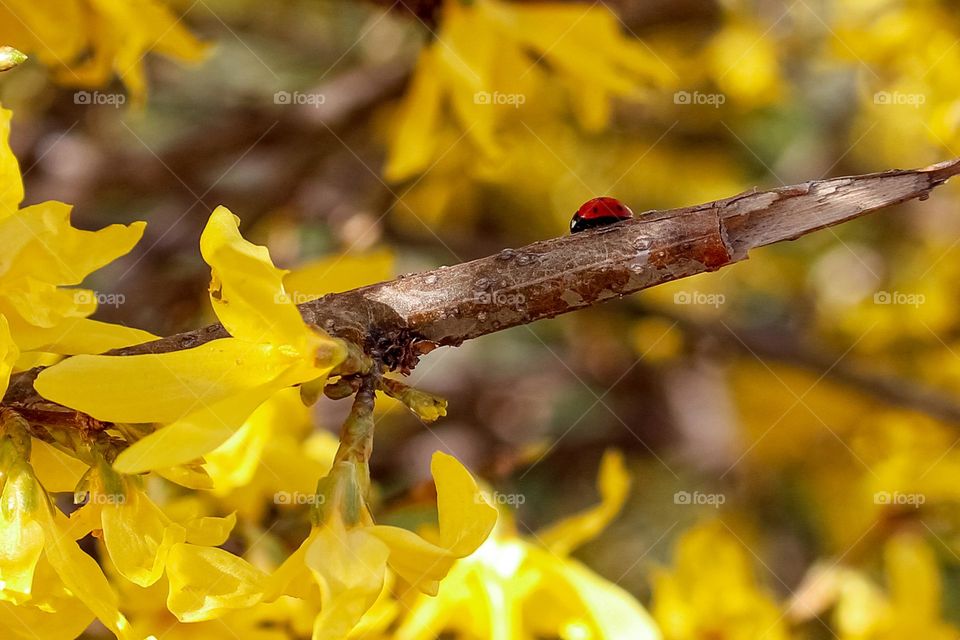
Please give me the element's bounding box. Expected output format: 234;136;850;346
5;159;960;408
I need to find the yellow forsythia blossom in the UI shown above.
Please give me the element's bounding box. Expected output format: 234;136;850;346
0;106;154;368
394;451;661;639
0;415;137;639
791;534;958;639
35;206;347;473
266;452;497;639
0;0;207;101
384;0;674;182
652;521;790;640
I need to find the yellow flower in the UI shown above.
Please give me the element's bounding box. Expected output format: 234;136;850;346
205;386;340;521
651;521;789;640
0;0;207;102
267;452;497;639
791;533;957;639
98;476;187;588
394;450;661;639
35;206;348;473
0;556;95;639
384;0;674;181
0;413;136;639
845;534;957;639
110;566;302;640
165;542;269;622
0;106;154;359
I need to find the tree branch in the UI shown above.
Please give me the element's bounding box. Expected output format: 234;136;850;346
5;159;960;408
663;313;960;425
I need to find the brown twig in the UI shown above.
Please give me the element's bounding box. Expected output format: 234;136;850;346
5;159;960;409
669;315;960;425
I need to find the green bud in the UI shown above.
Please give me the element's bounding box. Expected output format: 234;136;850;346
381;378;447;422
0;47;27;72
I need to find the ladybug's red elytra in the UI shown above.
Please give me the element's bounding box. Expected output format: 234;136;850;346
570;197;634;233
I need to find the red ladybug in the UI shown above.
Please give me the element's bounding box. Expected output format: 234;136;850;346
570;197;634;233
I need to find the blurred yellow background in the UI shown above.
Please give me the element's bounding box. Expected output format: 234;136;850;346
3;0;960;637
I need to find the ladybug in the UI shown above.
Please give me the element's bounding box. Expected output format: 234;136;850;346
570;197;634;233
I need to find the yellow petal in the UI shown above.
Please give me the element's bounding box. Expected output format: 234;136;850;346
154;463;214;490
433;451;498;555
0;314;17;398
112;381;277;474
35;338;294;423
369;452;496;594
363;526;450;596
8;316;156;355
182;512;237;547
29;439;89;493
0;201;144;286
305;522;390;640
200;206;306;347
66;0;208;103
36;503;136;639
540;552;661;640
885;533;941;619
0;106;23;216
384;48;446;182
537;450;630;556
166;543;267;622
0;557;93;639
101;487;187;587
283;248;395;302
263;527;319;603
0;461;45;600
206;387;308;492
